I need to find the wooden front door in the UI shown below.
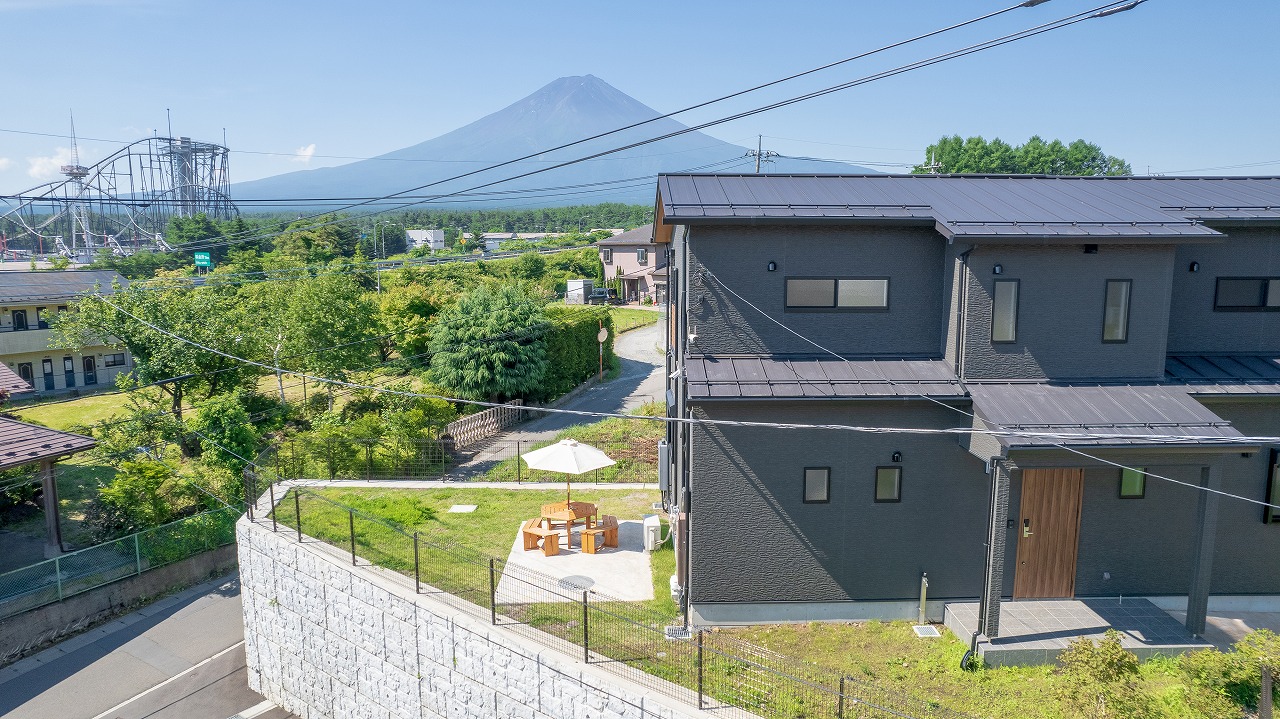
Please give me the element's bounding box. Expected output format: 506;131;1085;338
1013;468;1084;599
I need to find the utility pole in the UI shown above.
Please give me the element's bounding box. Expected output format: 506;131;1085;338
746;135;778;173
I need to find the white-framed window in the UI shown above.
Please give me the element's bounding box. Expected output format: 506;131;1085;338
602;248;613;264
637;248;648;265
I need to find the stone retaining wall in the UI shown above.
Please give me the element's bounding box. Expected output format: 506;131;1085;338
238;516;705;719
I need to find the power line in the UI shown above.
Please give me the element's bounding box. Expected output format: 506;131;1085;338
698;268;1279;511
153;1;1073;255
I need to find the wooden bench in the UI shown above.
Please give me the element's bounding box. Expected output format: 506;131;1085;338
581;527;607;554
522;518;561;556
599;515;619;548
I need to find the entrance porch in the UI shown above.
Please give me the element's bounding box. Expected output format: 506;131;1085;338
944;598;1211;667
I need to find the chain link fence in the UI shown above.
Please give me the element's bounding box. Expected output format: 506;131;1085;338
261;484;983;719
0;505;240;621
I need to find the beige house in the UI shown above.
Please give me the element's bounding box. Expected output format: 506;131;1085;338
0;270;131;395
597;224;665;303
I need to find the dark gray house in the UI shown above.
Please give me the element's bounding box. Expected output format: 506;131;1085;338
657;174;1280;639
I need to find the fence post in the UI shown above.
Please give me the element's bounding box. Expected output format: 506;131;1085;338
489;558;498;625
293;490;302;543
838;675;845;719
54;556;63;601
582;590;590;664
134;532;143;574
1262;663;1274;719
413;531;421;594
516;441;522;482
697;629;704;709
269;482;278;532
348;511;357;565
243;470;254;520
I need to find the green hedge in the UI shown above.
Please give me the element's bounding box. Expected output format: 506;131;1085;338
535;306;615;402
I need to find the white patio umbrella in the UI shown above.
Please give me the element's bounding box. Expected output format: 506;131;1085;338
520;439;616;504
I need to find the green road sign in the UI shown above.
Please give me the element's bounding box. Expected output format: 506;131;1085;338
193;252;212;268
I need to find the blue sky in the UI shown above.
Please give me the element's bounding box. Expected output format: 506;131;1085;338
1;0;1276;195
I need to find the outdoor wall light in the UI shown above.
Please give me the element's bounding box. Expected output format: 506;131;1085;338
892;451;902;463
1189;261;1200;273
767;261;777;272
992;264;1004;275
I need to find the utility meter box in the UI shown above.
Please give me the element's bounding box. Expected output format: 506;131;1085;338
643;515;662;551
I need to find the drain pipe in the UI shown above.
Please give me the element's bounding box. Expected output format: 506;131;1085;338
918;573;929;625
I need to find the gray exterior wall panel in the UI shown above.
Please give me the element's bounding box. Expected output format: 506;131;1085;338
688;401;991;604
961;245;1174;380
687;225;946;357
1200;400;1280;593
1169;228;1280;354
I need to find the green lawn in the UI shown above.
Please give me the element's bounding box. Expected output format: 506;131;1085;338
610;307;661;334
12;392;129;432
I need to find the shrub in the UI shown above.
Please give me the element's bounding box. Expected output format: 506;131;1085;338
1057;630;1156;718
535;305;615;402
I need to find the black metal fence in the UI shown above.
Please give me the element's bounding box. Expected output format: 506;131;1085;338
257;436;657;484
250;480;982;719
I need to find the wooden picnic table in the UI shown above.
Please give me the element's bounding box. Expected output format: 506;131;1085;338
540;501;597;548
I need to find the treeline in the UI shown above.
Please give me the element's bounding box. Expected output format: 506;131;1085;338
87;202;648;279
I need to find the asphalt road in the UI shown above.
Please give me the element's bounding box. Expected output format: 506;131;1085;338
0;573;295;719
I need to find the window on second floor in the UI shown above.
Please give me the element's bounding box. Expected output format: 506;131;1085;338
991;280;1019;343
602;248;613;264
1215;277;1280;311
1102;279;1132;342
637;248;648;265
785;277;889;310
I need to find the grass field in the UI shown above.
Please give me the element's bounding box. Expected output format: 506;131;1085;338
482;403;664;484
610;307;661;333
12;392;129;431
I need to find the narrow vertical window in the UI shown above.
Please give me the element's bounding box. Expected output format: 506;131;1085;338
602;249;613;264
637;248;648;265
874;467;902;502
1103;280;1132;342
991;280;1019;343
803;467;830;504
1119;467;1146;498
1266;450;1280;524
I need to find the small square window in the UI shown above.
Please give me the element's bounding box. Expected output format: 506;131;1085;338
803;467;830;504
1119;468;1146;498
875;467;901;502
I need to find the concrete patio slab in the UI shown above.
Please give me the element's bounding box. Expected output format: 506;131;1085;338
945;598;1212;667
495;520;654;603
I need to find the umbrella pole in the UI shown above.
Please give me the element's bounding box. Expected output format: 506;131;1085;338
566;478;571;506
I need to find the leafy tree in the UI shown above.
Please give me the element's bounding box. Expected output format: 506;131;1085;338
513;252;546;281
914;135;1132;176
52;280;262;435
272;215;359;264
427;285;548;401
188;392;259;474
83;459;191;540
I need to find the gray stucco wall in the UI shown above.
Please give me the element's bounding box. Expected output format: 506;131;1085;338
960;244;1174;380
686;224;946;357
688;400;991;604
1168;228;1280;354
1200;400;1280;593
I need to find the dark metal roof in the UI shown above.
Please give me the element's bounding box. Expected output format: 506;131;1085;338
0;363;33;395
687;356;965;400
0;417;96;470
967;383;1245;449
596;224;655;246
656;175;1280;241
0;270;128;303
1165;355;1280;396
